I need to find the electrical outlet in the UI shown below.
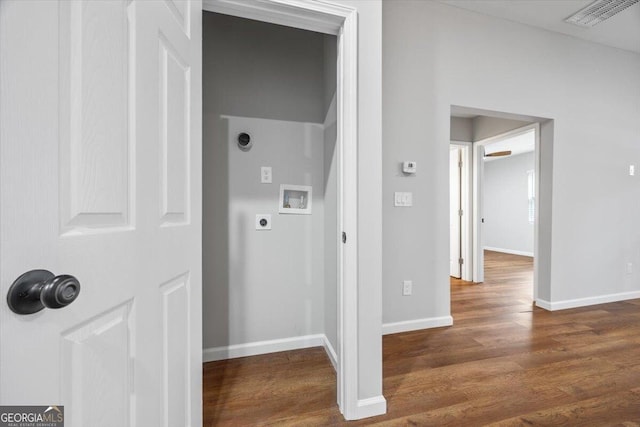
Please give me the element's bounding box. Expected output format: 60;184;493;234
627;262;633;274
255;214;272;230
403;280;412;296
261;167;272;183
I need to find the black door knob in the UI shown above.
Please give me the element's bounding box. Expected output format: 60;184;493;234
7;270;80;315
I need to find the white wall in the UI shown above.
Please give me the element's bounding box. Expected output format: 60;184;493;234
484;152;535;256
383;0;640;324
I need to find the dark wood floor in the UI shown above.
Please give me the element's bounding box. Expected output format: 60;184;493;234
204;251;640;426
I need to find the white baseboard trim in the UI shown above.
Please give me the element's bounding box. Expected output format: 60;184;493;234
352;395;387;420
382;316;453;335
484;246;534;257
536;290;640;311
534;298;552;311
203;334;325;362
322;335;338;371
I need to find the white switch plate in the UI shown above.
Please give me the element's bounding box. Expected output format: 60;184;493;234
630;165;635;176
394;192;413;207
627;262;633;274
255;214;272;230
261;166;272;183
403;280;412;296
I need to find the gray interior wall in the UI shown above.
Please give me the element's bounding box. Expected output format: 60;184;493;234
203;12;325;123
323;100;338;351
537;120;554;301
383;0;640;324
225;116;326;344
203;12;330;349
323;35;338;117
473;116;531;142
484;152;535;255
323;35;338;352
450;117;473;142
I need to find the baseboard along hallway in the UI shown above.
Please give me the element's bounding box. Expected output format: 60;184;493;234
204;251;640;425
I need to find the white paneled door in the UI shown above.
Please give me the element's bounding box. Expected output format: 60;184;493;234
449;148;461;278
0;1;202;426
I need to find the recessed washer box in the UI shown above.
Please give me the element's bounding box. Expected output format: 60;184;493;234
279;184;312;215
255;214;272;230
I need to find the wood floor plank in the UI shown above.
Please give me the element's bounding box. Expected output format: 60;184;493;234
203;251;640;425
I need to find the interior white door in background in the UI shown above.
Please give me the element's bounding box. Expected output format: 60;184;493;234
0;1;202;426
473;144;485;283
449;148;461;278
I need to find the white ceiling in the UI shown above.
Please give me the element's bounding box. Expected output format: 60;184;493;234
440;0;640;54
484;129;535;161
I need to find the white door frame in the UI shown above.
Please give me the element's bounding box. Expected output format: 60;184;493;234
450;141;472;281
202;0;362;419
473;123;540;299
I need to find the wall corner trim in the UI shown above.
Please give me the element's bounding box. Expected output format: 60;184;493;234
536;290;640;311
382;316;453;335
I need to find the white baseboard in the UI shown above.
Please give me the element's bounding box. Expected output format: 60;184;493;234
322;335;338;371
484;246;533;257
536;290;640;311
352;395;387;420
203;334;325;362
534;299;552;310
382;316;453;335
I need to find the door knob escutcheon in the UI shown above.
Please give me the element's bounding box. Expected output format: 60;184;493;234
7;270;80;315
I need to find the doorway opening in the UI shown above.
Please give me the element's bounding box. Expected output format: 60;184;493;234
477;126;537;305
449;106;554;318
200;6;348;424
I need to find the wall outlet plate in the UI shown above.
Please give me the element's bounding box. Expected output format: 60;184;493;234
403;280;412;296
261;166;272;183
255;214;272;230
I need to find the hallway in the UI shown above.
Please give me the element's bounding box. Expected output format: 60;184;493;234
204;251;640;425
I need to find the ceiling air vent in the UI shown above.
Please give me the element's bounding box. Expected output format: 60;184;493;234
564;0;639;27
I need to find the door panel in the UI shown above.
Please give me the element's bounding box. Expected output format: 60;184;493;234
160;34;190;225
160;274;190;427
61;302;134;426
449;148;461;278
0;1;202;426
59;0;132;231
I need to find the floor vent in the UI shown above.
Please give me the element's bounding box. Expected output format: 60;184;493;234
564;0;639;27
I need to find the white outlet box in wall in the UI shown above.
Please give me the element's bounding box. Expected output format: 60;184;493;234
403;280;412;296
255;214;272;230
261;166;272;183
